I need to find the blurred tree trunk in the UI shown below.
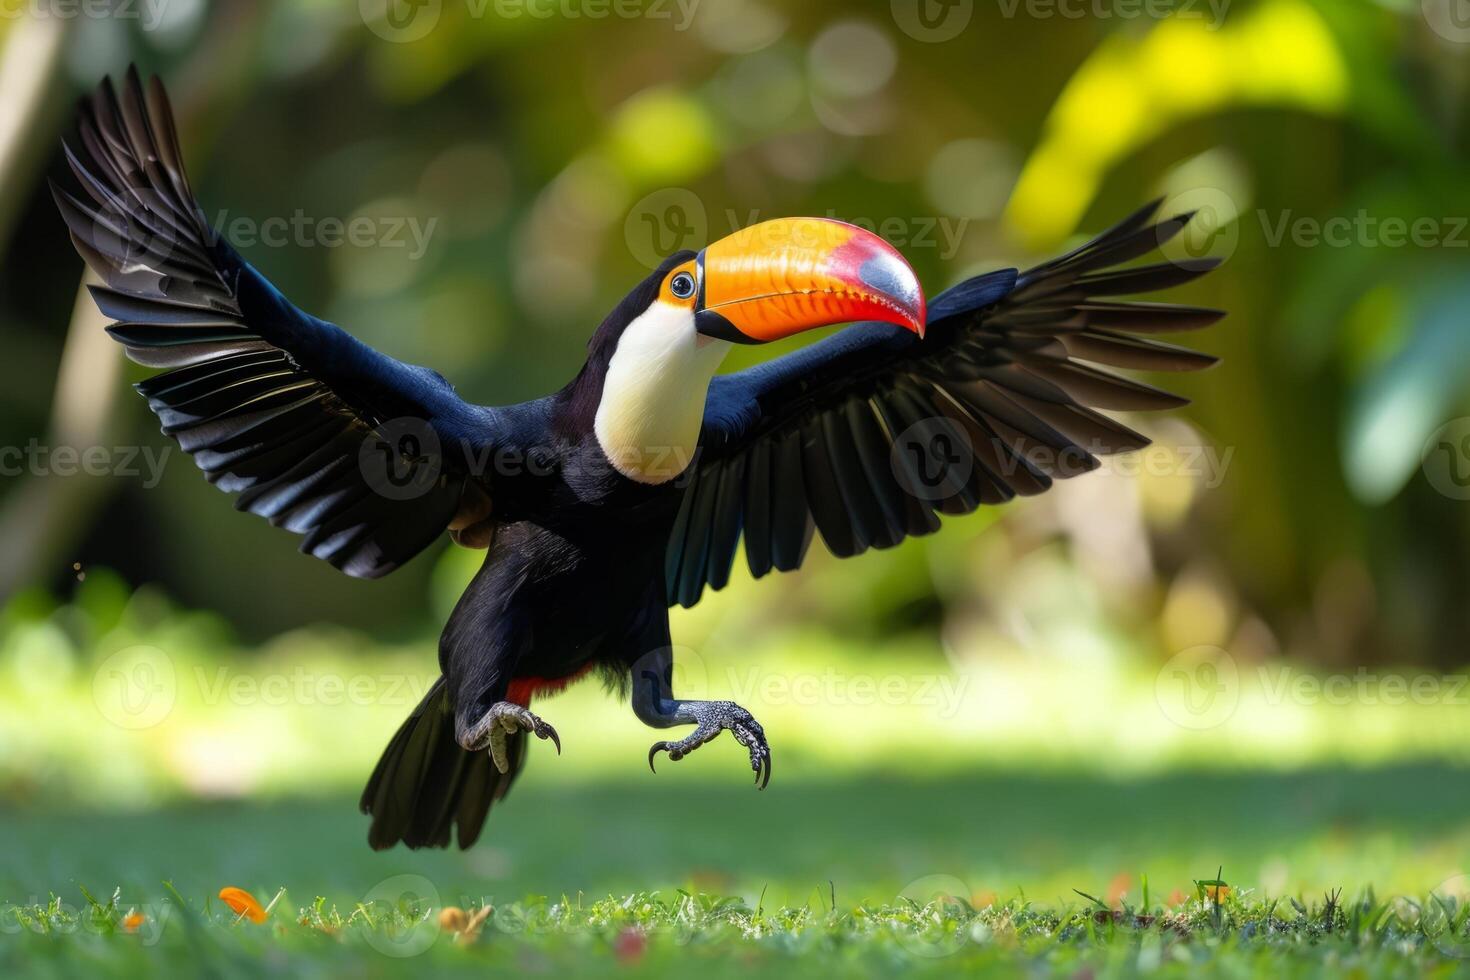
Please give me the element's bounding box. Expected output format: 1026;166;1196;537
0;16;69;242
0;16;84;599
0;279;117;598
0;1;268;600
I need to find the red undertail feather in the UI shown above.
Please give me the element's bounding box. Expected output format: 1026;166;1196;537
506;663;595;706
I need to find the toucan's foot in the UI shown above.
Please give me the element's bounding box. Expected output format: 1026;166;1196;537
466;702;560;773
647;701;771;790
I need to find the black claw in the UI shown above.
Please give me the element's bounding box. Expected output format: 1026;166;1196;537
648;741;669;773
645;704;772;789
752;744;770;790
544;725;561;755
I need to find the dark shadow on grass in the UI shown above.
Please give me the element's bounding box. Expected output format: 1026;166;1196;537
3;762;1468;903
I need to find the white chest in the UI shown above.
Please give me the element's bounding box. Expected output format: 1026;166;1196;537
593;301;730;484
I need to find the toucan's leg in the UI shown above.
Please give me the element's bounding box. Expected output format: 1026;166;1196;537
631;647;771;789
457;702;560;774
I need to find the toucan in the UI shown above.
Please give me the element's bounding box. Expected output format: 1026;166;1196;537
53;70;1223;849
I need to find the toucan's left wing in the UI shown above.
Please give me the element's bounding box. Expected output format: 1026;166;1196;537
666;201;1224;607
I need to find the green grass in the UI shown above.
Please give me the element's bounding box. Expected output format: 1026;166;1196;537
11;586;1470;974
7;765;1470;976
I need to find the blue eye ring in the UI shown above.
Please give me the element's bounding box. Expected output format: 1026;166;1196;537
669;272;696;299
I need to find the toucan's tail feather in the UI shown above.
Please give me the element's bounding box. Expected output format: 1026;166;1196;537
360;677;525;850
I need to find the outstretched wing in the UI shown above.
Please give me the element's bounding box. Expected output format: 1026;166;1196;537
666;201;1224;607
52;68;502;578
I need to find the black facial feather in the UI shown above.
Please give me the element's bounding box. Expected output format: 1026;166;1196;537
554;251;695;436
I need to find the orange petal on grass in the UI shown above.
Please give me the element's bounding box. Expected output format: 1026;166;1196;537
121;911;145;933
1204;884;1231;902
218;887;269;923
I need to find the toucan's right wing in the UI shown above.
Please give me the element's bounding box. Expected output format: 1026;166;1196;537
53;68;509;577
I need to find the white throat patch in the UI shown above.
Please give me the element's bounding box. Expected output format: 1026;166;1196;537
594;300;731;484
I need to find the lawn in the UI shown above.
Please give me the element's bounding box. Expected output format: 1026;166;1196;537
7;764;1470;977
9;587;1470;974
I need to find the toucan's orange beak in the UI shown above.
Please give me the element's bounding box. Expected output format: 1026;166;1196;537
694;217;926;344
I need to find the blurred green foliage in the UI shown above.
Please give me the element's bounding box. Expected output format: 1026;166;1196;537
7;564;1470;809
1;0;1468;668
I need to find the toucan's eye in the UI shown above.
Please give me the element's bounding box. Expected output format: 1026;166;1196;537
669;272;696;300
